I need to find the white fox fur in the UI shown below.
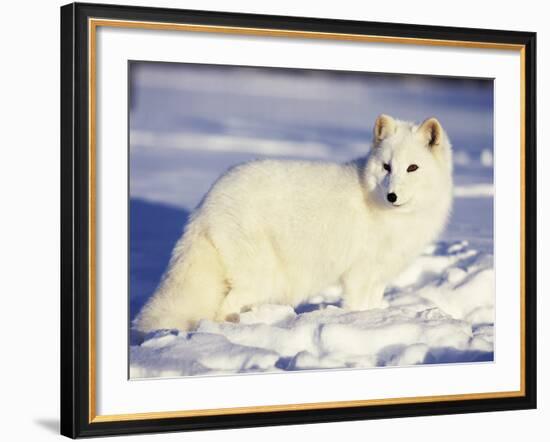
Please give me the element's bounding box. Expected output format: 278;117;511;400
134;114;453;332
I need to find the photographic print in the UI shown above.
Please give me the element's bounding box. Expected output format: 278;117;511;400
61;4;535;437
129;62;495;378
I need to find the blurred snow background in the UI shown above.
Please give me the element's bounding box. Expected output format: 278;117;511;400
129;62;494;378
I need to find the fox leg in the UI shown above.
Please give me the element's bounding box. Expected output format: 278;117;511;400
215;287;261;322
341;274;387;311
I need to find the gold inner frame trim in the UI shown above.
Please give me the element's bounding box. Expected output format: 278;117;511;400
88;17;527;424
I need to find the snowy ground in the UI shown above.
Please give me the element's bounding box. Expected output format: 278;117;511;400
129;62;494;378
130;233;494;378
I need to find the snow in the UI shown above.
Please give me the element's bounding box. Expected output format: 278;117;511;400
480;149;494;167
130;240;494;378
128;62;494;378
454;184;494;198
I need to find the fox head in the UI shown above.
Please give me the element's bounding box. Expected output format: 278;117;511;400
364;114;453;213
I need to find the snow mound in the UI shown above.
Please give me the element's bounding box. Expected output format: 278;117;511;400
130;240;494;378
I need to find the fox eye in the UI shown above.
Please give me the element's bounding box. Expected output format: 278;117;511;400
407;164;419;172
383;163;391;173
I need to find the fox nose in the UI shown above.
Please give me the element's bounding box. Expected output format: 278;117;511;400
387;192;397;203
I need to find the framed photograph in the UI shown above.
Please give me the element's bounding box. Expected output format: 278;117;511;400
60;2;537;438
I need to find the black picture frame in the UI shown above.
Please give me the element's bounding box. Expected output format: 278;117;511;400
60;2;537;438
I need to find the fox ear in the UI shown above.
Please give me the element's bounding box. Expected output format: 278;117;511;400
373;114;396;145
418;117;443;149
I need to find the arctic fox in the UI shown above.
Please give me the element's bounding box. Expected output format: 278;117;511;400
134;114;453;332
